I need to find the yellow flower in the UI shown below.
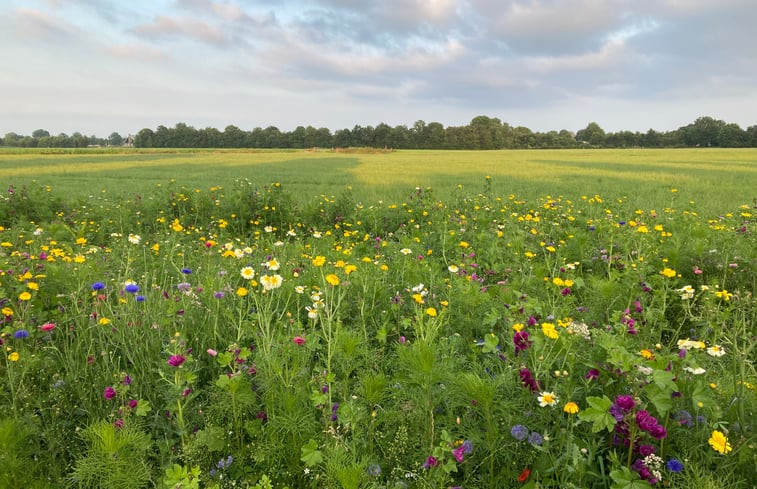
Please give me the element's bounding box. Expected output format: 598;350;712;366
708;430;732;454
659;267;677;278
9;351;20;362
261;274;283;291
639;349;654;360
18;291;32;301
26;282;39;290
344;264;357;275
75;237;88;245
636;225;649;233
312;255;326;267
98;317;111;325
171;219;184;232
512;323;524;332
541;322;559;340
236;287;248;297
325;274;340;286
563;402;579;414
412;293;425;304
2;307;13;316
714;289;732;301
458;241;469;248
240;266;255;280
425;307;437;317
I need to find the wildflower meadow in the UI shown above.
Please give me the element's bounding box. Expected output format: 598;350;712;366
0;149;755;488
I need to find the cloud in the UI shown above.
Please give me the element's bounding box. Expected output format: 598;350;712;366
12;8;82;41
104;43;167;60
134;15;228;45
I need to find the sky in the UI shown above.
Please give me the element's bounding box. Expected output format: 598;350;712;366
2;0;756;138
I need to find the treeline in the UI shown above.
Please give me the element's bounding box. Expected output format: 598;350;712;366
3;116;757;149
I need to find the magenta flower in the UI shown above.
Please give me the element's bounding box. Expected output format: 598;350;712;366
292;336;306;346
168;355;186;367
40;322;56;332
513;331;532;355
422;456;439;469
104;386;117;400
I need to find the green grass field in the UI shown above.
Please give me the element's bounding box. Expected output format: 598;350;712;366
2;148;756;214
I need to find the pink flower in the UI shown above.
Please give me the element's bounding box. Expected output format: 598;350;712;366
206;348;218;357
40;322;56;332
104;386;117;400
292;336;306;346
168;355;186;367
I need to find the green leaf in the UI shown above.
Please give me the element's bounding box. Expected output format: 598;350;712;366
300;439;323;467
482;333;499;353
651;369;676;393
610;467;652;489
578;396;616;433
482;307;499;328
644;383;673;418
135;399;152;417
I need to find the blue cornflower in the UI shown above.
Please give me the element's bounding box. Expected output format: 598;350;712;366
666;458;684;473
528;431;543;446
92;282;105;291
136;295;146;302
181;268;192;274
511;424;529;441
13;329;30;339
124;284;139;294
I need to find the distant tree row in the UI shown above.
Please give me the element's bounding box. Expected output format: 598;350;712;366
3;116;756;149
0;130;127;148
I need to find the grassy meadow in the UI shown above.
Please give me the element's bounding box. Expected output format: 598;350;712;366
0;148;755;488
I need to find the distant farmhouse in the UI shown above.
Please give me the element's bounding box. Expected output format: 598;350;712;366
123;134;134;147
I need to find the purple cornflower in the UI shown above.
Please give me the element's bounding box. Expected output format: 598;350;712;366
666;458;684;473
124;283;139;294
528;432;543;446
213;291;225;299
177;282;192;292
168;355;186;367
511;424;529;441
13;329;30;339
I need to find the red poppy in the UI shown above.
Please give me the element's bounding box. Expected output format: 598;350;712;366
518;467;531;483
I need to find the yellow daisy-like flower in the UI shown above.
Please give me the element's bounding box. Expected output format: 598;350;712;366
563;402;579;414
240;266;255;280
714;289;732;301
537;391;559;407
9;352;20;362
2;307;14;316
412;293;425;304
639;349;655;360
98;317;111;325
18;291;32;301
706;345;726;357
312;256;326;267
541;322;559;340
171;219;184;232
236;287;248;297
512;323;524;332
708;430;732;454
659;267;677;278
344;264;357;275
325;274;340;286
261;274;283;291
425;307;437;317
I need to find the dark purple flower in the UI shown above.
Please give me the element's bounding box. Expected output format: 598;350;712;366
585;369;600;380
122;375;132;386
104;386;117;400
422;456;438;469
649;424;667;440
513;331;532;355
519;368;541;392
129;399;138;409
452;444;466;462
614;395;635;411
168;355;186;367
638;444;656;456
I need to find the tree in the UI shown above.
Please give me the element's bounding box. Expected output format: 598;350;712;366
576;122;606;147
223;125;246;148
682;116;724;147
108;132;124;146
32;129;50;138
717;123;746;147
134;128;155;148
